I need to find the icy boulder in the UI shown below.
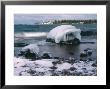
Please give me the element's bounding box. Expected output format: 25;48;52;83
18;44;40;60
22;44;39;54
47;25;81;44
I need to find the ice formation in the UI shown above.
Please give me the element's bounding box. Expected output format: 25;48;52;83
47;25;81;43
21;44;39;54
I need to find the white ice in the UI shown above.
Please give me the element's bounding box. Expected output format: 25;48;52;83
21;44;39;54
47;25;81;43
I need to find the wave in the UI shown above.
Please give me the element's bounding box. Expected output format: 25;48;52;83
14;31;96;38
15;32;48;38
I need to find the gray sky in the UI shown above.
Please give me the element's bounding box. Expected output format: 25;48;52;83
14;14;97;24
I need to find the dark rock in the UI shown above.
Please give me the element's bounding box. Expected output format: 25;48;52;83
84;49;88;52
82;68;88;73
80;58;87;61
87;50;92;56
41;53;51;59
62;69;70;75
53;57;59;59
19;49;38;60
50;66;57;70
19;73;22;76
73;72;82;76
37;72;45;76
52;61;59;66
92;63;97;67
21;64;28;67
92;69;96;72
59;57;65;61
72;38;80;45
80;59;83;61
24;49;37;60
69;67;76;71
51;73;59;76
88;58;93;61
80;52;87;57
27;69;36;75
55;60;62;64
63;38;80;45
46;38;55;43
82;68;86;70
59;41;65;45
68;57;75;64
14;43;28;47
84;48;93;56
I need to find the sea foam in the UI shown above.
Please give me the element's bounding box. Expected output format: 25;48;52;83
15;32;47;38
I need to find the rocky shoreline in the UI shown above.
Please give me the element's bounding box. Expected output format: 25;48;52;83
14;57;97;76
14;42;97;76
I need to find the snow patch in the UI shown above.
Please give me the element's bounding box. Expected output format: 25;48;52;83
35;60;53;67
57;63;72;71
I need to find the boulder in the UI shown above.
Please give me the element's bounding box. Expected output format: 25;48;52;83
50;66;57;70
46;38;55;43
87;50;92;56
80;52;87;57
47;25;81;44
92;62;97;67
69;67;76;71
18;44;40;60
19;49;39;60
41;52;52;59
84;48;93;56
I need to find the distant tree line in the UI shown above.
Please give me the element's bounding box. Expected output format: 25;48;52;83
52;19;97;24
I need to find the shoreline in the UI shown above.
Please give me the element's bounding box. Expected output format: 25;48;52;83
14;57;97;76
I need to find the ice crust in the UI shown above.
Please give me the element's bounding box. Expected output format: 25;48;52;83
47;25;81;43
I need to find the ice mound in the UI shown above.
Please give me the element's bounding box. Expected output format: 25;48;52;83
21;44;39;54
47;25;81;43
18;44;40;59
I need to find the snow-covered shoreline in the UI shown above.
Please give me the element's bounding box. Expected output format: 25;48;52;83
14;57;97;76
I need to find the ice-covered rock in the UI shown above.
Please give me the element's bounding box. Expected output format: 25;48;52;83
22;44;39;54
41;52;53;59
47;25;81;44
19;44;40;59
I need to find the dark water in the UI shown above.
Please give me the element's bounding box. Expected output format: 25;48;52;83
14;24;97;60
14;24;96;33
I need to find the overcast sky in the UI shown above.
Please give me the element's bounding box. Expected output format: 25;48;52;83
14;14;97;24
